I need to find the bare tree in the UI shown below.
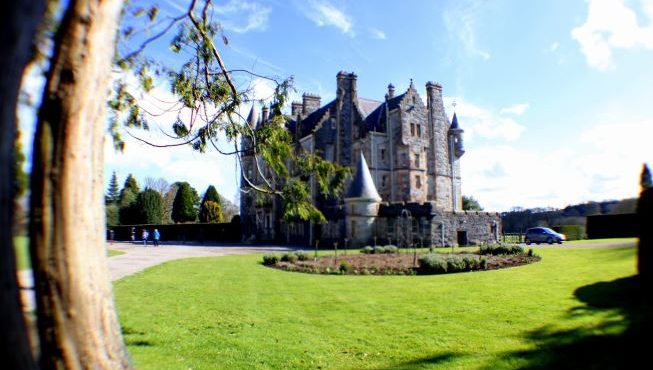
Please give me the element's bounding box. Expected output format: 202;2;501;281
144;176;171;194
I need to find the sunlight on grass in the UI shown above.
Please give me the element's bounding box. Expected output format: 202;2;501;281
115;245;638;369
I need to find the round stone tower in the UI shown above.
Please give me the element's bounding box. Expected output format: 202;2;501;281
344;152;382;247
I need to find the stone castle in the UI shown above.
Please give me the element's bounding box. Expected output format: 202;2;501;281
240;71;500;247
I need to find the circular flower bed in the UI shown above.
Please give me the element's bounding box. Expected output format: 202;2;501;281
262;245;540;275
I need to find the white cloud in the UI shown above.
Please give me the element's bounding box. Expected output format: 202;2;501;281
214;0;271;33
304;0;354;36
549;41;559;52
499;103;530;116
461;120;653;211
444;97;526;142
571;0;653;71
443;3;491;61
370;28;386;40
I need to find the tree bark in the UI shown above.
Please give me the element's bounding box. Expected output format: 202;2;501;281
0;1;45;369
30;0;131;368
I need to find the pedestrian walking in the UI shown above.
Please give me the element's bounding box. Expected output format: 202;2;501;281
108;229;115;245
153;228;160;247
142;229;149;246
131;227;136;242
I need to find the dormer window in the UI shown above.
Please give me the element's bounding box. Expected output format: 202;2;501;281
410;123;415;136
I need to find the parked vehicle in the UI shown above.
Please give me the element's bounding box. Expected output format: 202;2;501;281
524;227;566;245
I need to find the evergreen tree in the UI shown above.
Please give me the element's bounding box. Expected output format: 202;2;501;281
105;204;119;227
200;200;223;223
136;188;163;224
172;182;199;223
641;163;652;191
199;185;224;222
118;174;140;224
105;171;120;204
462;195;484;211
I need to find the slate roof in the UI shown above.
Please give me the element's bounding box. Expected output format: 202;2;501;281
363;93;405;132
298;99;335;137
450;112;460;129
346;152;381;201
246;105;256;126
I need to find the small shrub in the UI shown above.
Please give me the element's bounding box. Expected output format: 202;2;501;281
361;246;374;254
418;254;448;274
384;245;398;254
373;246;386;254
462;255;480;270
295;251;309;261
446;255;466;272
480;257;488;269
479;244;524;256
339;261;350;274
280;253;298;263
262;254;279;266
527;248;534;257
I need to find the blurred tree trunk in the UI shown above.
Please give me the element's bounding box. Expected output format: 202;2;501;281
29;0;131;368
0;1;45;369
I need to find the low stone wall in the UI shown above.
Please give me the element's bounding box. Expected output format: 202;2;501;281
430;211;501;247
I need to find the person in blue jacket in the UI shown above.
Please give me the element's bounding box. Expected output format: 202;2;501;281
153;228;161;247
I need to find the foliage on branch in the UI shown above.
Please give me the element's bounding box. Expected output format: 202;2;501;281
109;0;349;223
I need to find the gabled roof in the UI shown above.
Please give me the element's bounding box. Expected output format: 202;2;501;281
298;99;335;136
346;152;381;201
362;93;405;132
357;97;383;118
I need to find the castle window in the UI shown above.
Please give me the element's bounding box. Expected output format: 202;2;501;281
401;153;407;166
410;123;415;136
382;175;387;188
416;175;422;189
387;218;395;234
415;153;421;168
350;220;357;239
325;145;334;161
417;124;422;137
381;149;386;161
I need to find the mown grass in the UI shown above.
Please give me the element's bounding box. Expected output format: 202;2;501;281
14;236;124;270
114;245;643;369
564;237;637;245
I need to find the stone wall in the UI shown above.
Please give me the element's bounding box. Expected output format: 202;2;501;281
430;211;501;247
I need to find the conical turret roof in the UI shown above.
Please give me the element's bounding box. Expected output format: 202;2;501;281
346;152;381;201
450;112;460;129
246;105;256;126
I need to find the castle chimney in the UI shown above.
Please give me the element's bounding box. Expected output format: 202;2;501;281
336;71;357;100
291;101;303;117
425;81;443;109
387;83;395;99
302;93;321;115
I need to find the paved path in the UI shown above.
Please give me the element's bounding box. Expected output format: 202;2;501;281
107;242;294;280
19;242;295;311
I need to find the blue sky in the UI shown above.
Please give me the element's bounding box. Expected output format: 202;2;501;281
22;0;653;211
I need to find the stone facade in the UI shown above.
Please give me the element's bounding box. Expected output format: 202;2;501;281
241;71;500;247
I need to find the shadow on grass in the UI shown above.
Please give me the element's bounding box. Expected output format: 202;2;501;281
376;352;465;370
487;275;651;369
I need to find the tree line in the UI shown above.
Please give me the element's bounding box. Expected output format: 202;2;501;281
501;198;638;233
105;172;238;226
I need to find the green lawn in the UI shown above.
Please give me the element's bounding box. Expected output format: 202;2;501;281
114;245;647;369
14;236;124;270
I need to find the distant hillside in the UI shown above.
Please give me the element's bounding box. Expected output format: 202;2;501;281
501;198;637;233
